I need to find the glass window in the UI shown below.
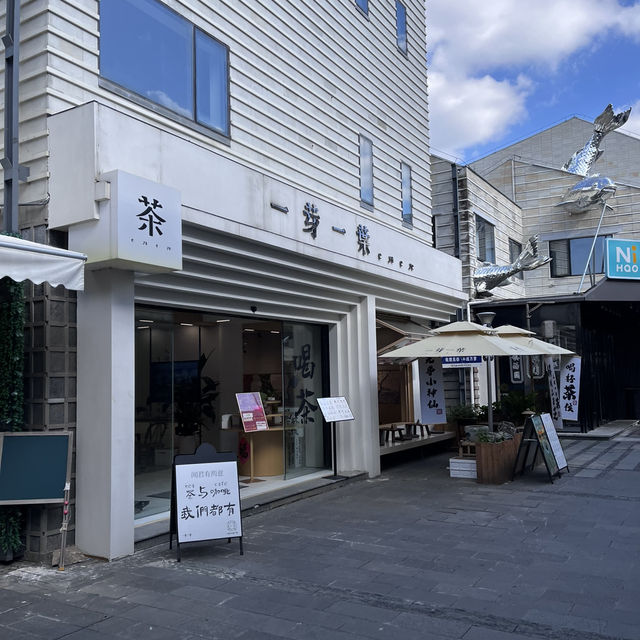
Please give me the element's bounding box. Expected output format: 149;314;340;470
195;30;229;134
360;135;374;206
396;1;408;53
509;238;523;279
476;216;495;263
356;0;369;15
100;0;229;136
549;236;610;277
401;162;412;226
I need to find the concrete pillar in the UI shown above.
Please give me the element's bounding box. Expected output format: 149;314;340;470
332;295;380;477
76;269;135;559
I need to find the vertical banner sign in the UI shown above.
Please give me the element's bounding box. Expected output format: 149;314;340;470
560;356;581;421
418;357;446;424
545;356;563;431
509;355;523;384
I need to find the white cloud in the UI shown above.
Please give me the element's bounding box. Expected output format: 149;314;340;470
428;0;640;160
621;100;640;139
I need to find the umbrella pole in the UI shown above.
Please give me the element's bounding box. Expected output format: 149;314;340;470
486;356;494;431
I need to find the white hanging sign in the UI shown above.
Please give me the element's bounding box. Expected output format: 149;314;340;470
317;397;354;422
560;356;581;422
418;357;447;424
175;461;242;544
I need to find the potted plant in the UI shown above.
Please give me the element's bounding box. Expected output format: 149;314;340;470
446;403;484;442
174;351;219;453
474;427;523;484
0;507;23;563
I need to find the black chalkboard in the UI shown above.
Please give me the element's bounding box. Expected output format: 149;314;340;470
0;432;73;504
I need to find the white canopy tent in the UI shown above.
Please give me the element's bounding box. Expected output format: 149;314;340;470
0;235;86;290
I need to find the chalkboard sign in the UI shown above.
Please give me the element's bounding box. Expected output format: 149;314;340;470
170;443;243;561
512;415;565;483
540;413;568;471
0;432;73;504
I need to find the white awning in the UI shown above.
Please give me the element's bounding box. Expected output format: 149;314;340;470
0;235;86;290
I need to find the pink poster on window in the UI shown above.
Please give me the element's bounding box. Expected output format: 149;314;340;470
235;392;268;432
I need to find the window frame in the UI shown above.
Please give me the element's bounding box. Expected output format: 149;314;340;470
396;1;408;54
400;162;412;227
99;0;231;142
549;235;611;278
359;134;374;209
355;0;369;16
508;238;523;280
475;215;496;263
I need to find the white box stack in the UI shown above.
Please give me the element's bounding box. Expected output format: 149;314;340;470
449;457;477;479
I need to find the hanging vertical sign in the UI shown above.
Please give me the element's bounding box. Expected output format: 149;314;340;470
509;355;523;384
560;356;581;421
545;356;563;431
418;357;446;424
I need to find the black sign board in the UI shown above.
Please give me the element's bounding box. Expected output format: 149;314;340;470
512;415;567;483
170;443;243;561
0;431;73;570
0;432;73;504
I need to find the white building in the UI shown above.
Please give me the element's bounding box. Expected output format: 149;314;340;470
4;1;465;560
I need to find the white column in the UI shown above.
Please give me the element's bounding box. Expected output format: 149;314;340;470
332;295;380;477
76;269;135;559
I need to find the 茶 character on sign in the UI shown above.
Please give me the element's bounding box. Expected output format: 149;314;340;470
137;195;165;237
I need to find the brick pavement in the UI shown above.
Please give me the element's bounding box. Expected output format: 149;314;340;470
1;433;639;639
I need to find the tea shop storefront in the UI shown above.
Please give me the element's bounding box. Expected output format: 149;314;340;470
133;307;330;524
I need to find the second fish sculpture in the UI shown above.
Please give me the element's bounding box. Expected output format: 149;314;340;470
557;104;630;213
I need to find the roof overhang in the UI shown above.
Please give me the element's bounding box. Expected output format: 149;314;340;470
0;235;86;291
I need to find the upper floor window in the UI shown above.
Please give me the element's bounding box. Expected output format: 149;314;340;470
509;238;523;279
359;135;374;207
355;0;369;15
476;216;495;263
549;235;610;277
401;162;412;226
396;2;408;53
100;0;229;137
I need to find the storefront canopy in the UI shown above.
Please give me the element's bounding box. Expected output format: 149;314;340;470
0;235;86;290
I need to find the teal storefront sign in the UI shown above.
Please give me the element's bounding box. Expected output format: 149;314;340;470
606;238;640;279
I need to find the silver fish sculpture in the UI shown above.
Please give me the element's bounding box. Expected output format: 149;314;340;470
562;104;631;177
556;174;617;214
473;235;551;296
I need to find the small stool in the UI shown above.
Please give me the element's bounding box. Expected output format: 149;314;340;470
379;424;404;445
413;421;431;438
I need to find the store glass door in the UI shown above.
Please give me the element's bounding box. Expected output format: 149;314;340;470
282;322;330;479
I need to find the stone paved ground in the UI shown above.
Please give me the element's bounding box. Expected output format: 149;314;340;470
1;433;639;640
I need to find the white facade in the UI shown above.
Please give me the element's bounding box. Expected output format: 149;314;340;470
4;1;466;559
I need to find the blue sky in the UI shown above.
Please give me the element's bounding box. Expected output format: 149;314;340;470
427;0;640;163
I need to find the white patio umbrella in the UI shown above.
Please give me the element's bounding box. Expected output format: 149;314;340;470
379;321;542;359
494;325;574;356
380;321;543;431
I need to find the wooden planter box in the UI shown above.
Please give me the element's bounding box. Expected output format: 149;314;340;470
476;433;522;485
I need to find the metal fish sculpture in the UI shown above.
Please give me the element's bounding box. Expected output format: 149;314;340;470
473;235;551;297
562;103;631;177
556;174;617;215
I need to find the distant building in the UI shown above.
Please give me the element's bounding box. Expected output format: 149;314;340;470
434;115;640;430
